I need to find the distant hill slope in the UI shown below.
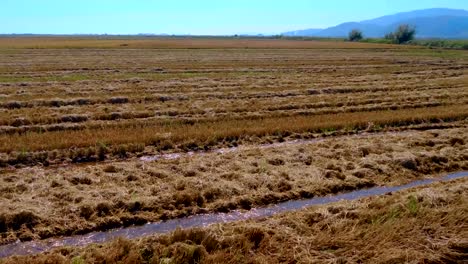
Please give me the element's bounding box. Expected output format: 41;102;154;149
311;22;385;38
360;8;468;25
283;28;323;36
283;8;468;39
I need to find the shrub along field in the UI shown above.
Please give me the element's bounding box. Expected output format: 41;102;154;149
0;37;467;262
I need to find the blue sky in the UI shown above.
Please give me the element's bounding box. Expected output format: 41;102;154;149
1;0;467;35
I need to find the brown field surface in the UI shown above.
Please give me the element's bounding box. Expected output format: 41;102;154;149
3;175;467;263
0;36;406;49
0;126;466;246
0;37;467;262
0;38;467;166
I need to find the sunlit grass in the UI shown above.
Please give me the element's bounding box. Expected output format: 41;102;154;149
1;105;466;153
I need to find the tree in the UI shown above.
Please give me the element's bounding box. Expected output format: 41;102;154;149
348;29;363;42
394;24;416;44
385;24;416;44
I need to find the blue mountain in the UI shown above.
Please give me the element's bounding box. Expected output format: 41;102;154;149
283;8;468;39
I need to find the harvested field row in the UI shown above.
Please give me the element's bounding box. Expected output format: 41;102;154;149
1;81;465;110
0;65;464;85
1;48;465;83
1;95;465;130
1;64;465;88
1;47;465;154
0;126;466;245
1;168;467;263
0;105;467;161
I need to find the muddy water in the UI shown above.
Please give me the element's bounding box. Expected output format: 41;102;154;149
1;171;466;258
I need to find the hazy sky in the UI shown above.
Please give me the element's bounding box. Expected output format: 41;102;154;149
1;0;467;35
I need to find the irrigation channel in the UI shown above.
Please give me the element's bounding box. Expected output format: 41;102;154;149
1;171;467;258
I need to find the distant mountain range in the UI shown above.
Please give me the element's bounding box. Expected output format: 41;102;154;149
283;8;468;39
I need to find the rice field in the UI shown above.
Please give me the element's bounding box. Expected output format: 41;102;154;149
0;37;467;263
0;37;467;164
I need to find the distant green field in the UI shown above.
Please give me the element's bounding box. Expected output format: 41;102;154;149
279;36;468;50
361;37;468;49
410;39;468;50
